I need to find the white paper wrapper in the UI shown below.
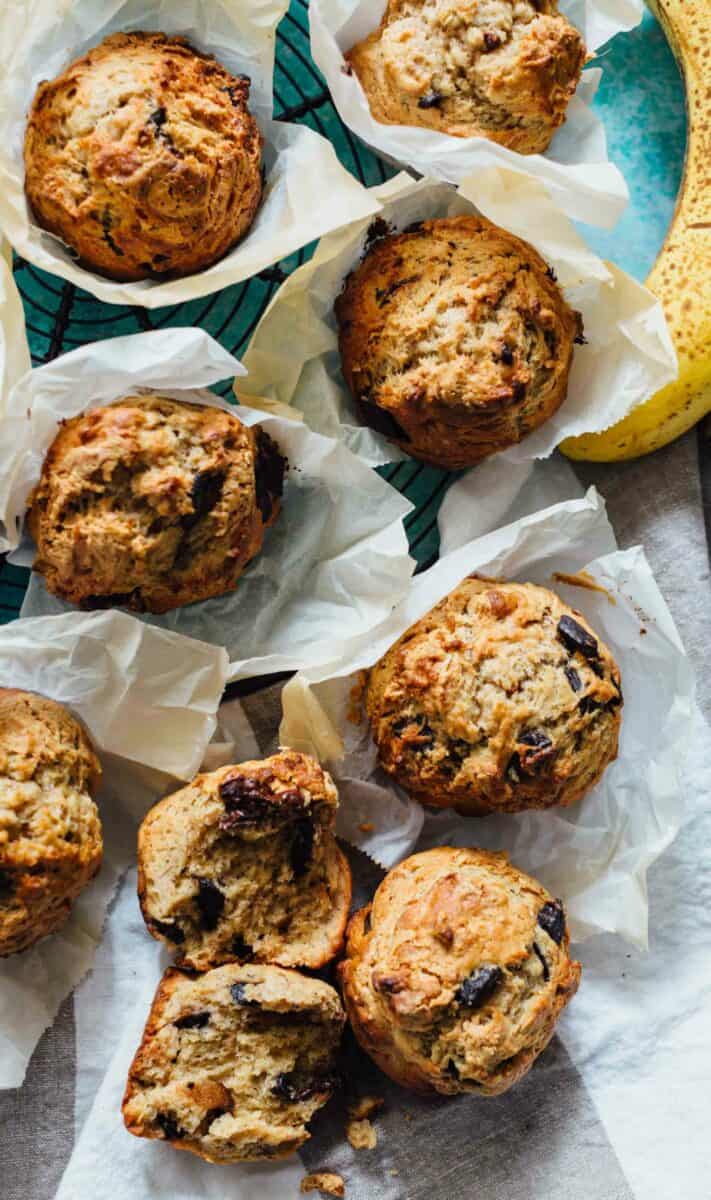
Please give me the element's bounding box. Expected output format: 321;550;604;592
0;327;415;680
0;0;380;308
280;488;697;948
239;172;677;468
0;243;30;412
0;609;228;1089
309;0;644;226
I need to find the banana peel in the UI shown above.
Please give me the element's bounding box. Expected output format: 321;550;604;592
561;0;711;462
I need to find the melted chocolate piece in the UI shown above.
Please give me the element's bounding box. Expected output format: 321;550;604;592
557;615;599;661
196;878;225;931
151;918;185;945
157;1113;184;1140
174;1011;210;1030
537;900;565;945
456;965;503;1008
533;942;550;982
254;428;286;523
289;818;314;879
418;90;444;109
230;981;259;1007
564;665;582;692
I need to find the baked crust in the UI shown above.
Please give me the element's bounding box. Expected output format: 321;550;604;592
346;0;586;154
137;750;352;971
122;963;345;1163
26;394;285;614
0;688;102;955
24;32;263;281
366;577;622;815
339;846;581;1096
336;215;582;469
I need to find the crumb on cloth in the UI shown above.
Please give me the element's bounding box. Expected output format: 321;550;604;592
300;1171;345;1197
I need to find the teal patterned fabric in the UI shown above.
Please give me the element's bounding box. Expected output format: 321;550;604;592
0;4;686;623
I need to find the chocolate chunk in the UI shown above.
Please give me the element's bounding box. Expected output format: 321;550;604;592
445;1059;460;1079
456;965;503;1008
418;90;443;109
219;774;303;832
519;730;552;750
538;900;565;945
356;396;410;442
101;208;124;258
557;615;599;661
230;982;260;1007
578;694;605;714
148;107;167;132
289;818;314;879
151;918;185;945
500;342;514;366
174;1011;210;1030
363;909;372;935
271;1070;338;1103
157;1113;184;1140
532;942;550;982
574;331;588;345
196;878;225;931
564;665;582;692
545;265;558;282
189;469;224;521
512;381;526;402
254;428;286;523
363;216;391;251
483;31;501;50
375;274;419;306
231;934;253;960
0;869;14;900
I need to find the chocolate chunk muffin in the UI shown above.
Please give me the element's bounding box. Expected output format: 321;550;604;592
0;689;102;956
26;395;285;614
123;963;345;1163
366;577;622;815
137;750;351;971
339;847;581;1095
336;215;582;469
24;32;263;281
346;0;586;154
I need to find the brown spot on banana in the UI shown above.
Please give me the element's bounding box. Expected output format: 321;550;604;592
561;0;711;462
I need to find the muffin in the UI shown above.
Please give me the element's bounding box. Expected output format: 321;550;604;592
138;750;352;971
345;0;586;154
26;394;286;614
339;847;581;1095
336;215;582;469
366;577;622;815
0;689;102;956
24;32;263;281
123;963;345;1163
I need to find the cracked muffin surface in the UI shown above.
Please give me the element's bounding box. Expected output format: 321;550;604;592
339;846;581;1096
0;688;102;956
24;31;263;281
138;750;351;971
336;215;582;469
27;394;285;614
366;577;622;815
346;0;586;154
123;963;345;1163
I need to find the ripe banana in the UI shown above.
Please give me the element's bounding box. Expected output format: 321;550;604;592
561;0;711;462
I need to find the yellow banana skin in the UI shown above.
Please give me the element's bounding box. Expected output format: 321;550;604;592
561;0;711;462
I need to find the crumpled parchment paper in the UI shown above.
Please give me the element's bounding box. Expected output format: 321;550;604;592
0;0;380;307
309;0;644;225
0;327;415;680
239;171;677;467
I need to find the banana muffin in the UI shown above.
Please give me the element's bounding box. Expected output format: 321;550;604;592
345;0;586;154
336;215;582;468
24;32;263;281
27;394;286;614
365;577;622;815
0;689;102;956
123;963;345;1163
339;846;581;1095
138;750;351;971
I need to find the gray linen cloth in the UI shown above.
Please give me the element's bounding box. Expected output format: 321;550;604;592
3;430;710;1199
